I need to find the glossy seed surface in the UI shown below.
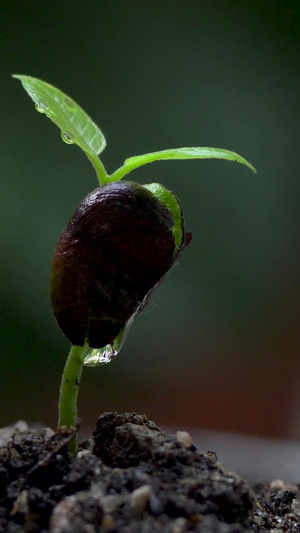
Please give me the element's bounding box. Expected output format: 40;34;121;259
50;180;188;348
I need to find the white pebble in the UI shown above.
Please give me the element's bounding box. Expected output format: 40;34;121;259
176;431;193;448
130;485;151;514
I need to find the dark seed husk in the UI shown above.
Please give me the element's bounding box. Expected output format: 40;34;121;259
50;181;189;348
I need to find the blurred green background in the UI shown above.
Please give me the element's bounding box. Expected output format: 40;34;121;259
1;0;300;440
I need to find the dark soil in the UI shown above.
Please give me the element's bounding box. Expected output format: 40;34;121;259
1;413;300;532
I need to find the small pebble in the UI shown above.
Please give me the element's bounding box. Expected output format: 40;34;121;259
291;498;300;515
102;514;114;531
49;495;77;532
44;427;55;439
130;485;151;514
171;517;187;532
77;449;91;458
14;420;29;432
270;480;286;491
11;490;28;516
176;431;193;448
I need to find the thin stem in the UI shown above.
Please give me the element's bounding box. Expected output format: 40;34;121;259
58;342;89;454
85;150;109;186
109;164;131;183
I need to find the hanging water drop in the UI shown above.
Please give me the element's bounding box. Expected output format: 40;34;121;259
83;326;130;367
84;344;118;367
35;100;47;113
61;131;75;144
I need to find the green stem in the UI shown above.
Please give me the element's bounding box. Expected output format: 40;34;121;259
58;342;89;454
109;164;132;182
85;151;109;186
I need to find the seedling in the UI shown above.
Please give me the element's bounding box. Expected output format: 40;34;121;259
14;75;256;453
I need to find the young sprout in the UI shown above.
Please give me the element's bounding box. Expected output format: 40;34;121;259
14;75;256;454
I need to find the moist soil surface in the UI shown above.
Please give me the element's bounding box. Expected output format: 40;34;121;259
1;412;300;532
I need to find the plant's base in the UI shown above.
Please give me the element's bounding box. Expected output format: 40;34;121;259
0;413;299;532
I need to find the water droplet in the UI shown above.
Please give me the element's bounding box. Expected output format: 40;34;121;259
61;131;75;144
35;100;47;113
83;320;134;367
64;96;76;112
84;344;118;367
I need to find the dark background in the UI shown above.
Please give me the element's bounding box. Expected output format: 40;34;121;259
1;1;300;441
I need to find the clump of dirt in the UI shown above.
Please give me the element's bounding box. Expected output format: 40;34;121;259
0;413;300;532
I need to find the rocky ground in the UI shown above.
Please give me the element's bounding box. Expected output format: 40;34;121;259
1;413;300;532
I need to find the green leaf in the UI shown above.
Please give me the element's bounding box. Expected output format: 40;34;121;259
13;74;108;184
109;147;256;182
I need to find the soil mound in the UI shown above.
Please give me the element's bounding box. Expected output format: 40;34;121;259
0;413;299;532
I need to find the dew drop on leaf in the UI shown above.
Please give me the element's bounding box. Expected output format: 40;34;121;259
64;96;76;112
61;131;75;144
35;100;47;113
